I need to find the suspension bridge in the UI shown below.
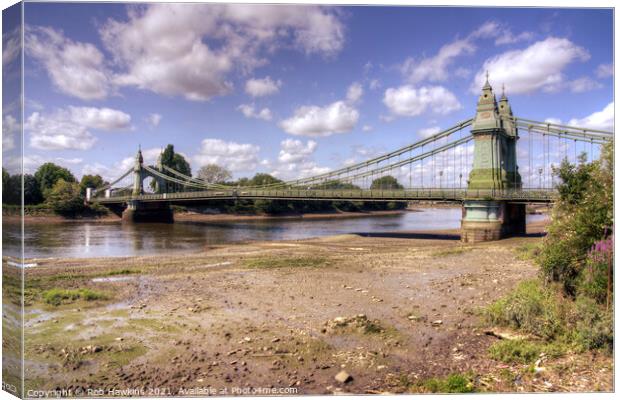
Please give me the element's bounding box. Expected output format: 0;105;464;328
87;80;613;242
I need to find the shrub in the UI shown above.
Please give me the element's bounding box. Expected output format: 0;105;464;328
42;288;106;306
488;339;542;363
422;374;475;393
568;296;613;353
485;280;565;340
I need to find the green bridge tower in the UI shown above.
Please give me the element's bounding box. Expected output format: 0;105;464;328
461;76;526;242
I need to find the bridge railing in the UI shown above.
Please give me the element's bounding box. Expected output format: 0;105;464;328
92;188;557;203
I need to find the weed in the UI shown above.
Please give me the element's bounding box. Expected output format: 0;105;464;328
421;373;475;393
244;256;329;269
488;339;543;364
42;288;107;306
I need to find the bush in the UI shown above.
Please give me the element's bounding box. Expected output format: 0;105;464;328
488;339;542;363
422;374;475;393
568;296;613;353
485;280;565;340
42;288;106;306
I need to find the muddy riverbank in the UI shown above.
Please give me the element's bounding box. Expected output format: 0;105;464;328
12;220;612;395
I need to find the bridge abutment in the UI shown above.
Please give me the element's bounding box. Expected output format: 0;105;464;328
122;201;174;224
460;201;526;243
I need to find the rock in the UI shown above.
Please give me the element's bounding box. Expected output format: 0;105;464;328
271;338;280;343
115;337;123;342
334;370;352;384
376;365;387;371
431;320;443;326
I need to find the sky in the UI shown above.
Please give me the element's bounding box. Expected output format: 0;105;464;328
1;3;614;185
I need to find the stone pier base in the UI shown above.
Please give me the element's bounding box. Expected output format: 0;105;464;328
122;201;174;223
461;200;526;243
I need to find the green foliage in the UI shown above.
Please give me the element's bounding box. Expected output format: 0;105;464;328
567;296;613;352
24;174;43;205
488;340;544;363
484;280;565;340
2;172;21;205
158;144;192;192
79;174;105;196
421;374;475;393
244;255;329;269
34;162;76;195
44;179;84;216
539;143;613;295
370;175;403;190
42;288;107;306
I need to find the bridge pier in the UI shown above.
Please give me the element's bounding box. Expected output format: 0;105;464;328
122;200;174;223
460;200;525;243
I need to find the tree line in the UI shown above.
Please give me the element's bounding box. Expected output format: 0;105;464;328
2;144;407;216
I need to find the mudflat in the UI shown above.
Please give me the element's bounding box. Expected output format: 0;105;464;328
16;220;612;395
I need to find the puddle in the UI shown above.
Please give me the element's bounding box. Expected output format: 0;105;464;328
92;276;138;283
199;261;234;269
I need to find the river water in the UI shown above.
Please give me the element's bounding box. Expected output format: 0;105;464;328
3;209;547;259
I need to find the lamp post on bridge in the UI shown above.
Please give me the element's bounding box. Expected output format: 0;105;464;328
538;167;543;189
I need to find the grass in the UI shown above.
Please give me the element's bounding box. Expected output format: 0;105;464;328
432;247;472;257
515;243;541;261
420;373;475;393
488;339;546;364
106;269;142;276
244;255;329;269
42;288;107;306
484;279;565;341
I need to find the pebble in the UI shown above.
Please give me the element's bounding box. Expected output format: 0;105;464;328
334;370;352;384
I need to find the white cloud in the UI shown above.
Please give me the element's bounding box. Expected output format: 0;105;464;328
495;30;534;45
280;100;359;137
67;107;131;130
596;63;613;79
362;125;372;132
147;113;162;128
245;77;282;97
271;139;329;179
568;77;602;93
471;37;590;94
238;104;273;121
193;138;261;173
383;85;462;117
55;157;83;165
2;27;20;71
401;38;475;84
278;139;317;163
568;103;614;132
100;4;344;101
369;79;381;90
400;21;498;84
346;82;363;103
419;126;441;138
26;26;111;100
2;114;19;152
25;106;132;151
544;118;563;125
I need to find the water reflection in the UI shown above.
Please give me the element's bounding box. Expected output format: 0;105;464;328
4;208;547;259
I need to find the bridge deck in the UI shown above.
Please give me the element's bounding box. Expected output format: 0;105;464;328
93;188;556;204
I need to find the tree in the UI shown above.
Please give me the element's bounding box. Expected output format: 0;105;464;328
2;172;20;205
24;174;43;205
161;144;191;176
249;173;282;187
44;179;84;216
368;176;406;210
197;164;232;184
34;163;76;196
79;174;105;196
370;175;403;190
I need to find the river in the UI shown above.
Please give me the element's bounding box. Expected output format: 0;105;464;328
3;208;547;259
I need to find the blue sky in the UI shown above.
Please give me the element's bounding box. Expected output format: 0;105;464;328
2;3;614;184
